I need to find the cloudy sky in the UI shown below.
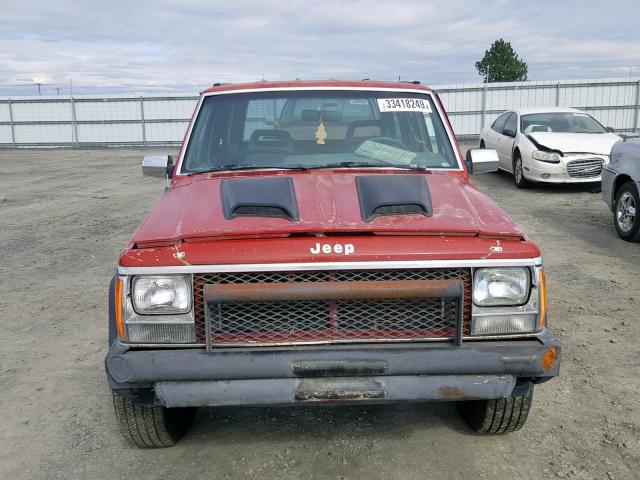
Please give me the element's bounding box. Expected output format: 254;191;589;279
1;0;639;96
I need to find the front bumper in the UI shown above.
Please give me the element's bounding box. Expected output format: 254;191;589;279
105;331;560;407
523;154;608;183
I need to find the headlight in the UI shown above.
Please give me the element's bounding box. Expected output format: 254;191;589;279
532;150;561;163
473;267;530;306
115;275;196;344
132;275;191;314
470;267;544;336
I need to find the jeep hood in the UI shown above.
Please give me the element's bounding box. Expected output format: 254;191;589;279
527;132;620;155
131;170;524;247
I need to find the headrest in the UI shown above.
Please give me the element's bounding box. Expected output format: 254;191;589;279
301;110;321;121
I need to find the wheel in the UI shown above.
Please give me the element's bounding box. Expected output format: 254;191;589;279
458;387;533;434
479;140;485;148
614;181;640;242
513;152;530;189
112;392;195;448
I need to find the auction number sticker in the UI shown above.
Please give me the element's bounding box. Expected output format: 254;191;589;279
377;98;432;113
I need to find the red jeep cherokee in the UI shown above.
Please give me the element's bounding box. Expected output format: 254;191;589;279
105;80;560;447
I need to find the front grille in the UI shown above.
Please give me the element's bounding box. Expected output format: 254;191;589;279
194;268;471;346
566;158;604;178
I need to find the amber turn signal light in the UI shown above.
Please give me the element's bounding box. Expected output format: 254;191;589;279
538;269;547;329
541;347;559;372
115;278;125;338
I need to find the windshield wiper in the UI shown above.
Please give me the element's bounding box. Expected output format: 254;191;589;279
185;162;427;175
306;161;426;171
186;164;309;175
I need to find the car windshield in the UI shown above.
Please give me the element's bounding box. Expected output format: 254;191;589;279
521;112;607;134
182;90;458;173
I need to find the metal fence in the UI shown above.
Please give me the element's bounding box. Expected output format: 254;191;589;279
1;77;639;147
0;95;198;147
435;77;640;138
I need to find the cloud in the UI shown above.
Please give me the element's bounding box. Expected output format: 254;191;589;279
1;0;639;95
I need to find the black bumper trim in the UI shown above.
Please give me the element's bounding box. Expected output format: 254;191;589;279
105;332;560;389
154;375;518;407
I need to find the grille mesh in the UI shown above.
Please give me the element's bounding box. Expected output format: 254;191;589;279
194;268;471;346
566;158;604;178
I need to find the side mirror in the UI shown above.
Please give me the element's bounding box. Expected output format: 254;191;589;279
142;154;174;178
606;126;615;133
502;128;516;138
465;149;499;174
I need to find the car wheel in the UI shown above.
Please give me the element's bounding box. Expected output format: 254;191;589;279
513;153;530;189
479;140;485;149
458;387;533;434
112;392;195;448
614;181;640;242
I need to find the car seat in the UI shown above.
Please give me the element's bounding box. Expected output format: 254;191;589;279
244;130;294;166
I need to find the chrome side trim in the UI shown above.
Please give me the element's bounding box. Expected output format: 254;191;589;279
117;340;203;349
118;257;543;275
175;94;203;174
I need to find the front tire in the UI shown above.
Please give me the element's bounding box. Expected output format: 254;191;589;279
513;153;530;189
458;387;533;434
614;182;640;242
112;392;195;448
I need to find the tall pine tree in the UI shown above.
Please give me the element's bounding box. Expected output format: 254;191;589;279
475;39;528;83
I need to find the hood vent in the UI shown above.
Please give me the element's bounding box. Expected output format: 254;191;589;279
221;177;299;221
356;175;432;222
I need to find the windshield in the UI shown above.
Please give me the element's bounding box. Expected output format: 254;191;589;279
521;112;607;134
182;90;458;173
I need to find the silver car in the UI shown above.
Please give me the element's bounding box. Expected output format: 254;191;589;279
602;139;640;241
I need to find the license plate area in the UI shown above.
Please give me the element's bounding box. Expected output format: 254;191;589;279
294;377;386;402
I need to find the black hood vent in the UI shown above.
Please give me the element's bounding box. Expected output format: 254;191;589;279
220;177;299;221
356;175;432;222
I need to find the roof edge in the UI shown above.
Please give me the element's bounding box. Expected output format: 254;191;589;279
202;80;433;95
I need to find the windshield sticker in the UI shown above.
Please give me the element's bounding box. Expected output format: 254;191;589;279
377;98;432;113
355;140;417;165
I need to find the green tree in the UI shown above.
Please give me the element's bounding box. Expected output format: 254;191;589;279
475;39;528;83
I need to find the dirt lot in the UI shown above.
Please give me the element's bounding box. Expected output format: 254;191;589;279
1;146;639;480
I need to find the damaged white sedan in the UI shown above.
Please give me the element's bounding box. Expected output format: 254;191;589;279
479;107;621;188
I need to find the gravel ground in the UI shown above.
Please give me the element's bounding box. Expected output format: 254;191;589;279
1;146;639;480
